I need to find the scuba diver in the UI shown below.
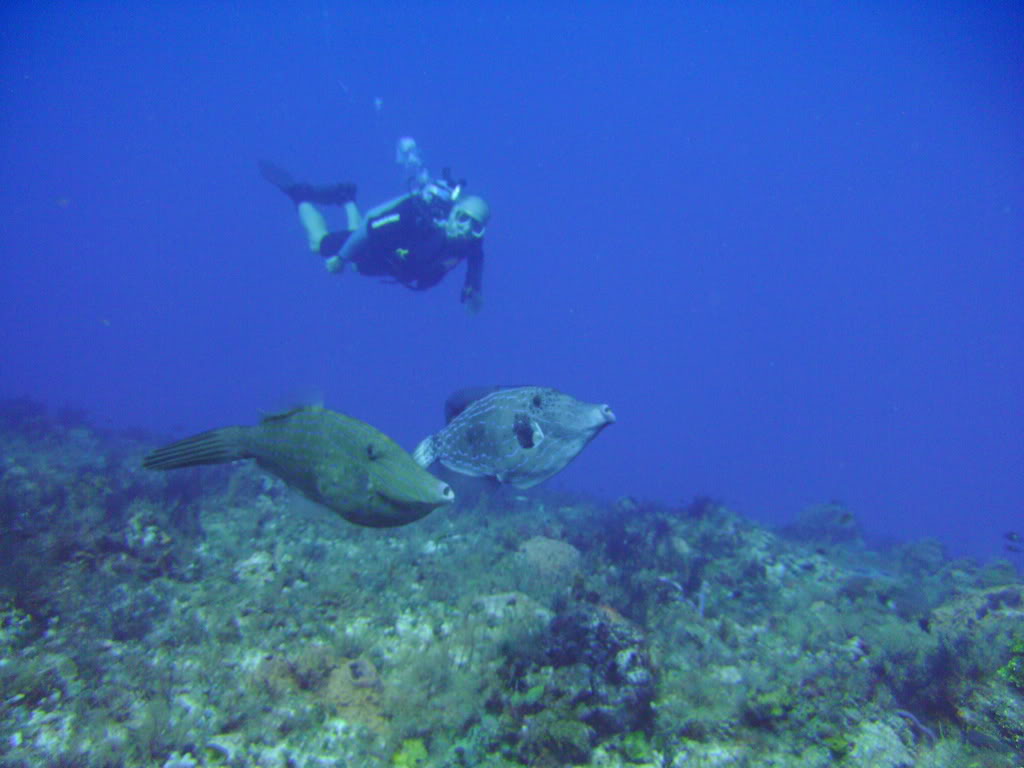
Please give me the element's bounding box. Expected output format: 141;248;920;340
260;138;490;312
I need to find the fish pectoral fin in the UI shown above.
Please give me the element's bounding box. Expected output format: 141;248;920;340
513;413;544;449
440;458;486;478
496;471;533;489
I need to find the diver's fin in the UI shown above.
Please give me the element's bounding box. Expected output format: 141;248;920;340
258;160;295;190
304;182;357;206
143;427;250;470
412;435;438;467
260;161;357;206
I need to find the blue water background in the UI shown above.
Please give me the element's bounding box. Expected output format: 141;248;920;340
1;2;1021;561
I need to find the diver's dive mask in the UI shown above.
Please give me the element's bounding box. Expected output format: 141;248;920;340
446;195;490;240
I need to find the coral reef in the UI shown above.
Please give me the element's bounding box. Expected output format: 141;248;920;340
0;400;1021;767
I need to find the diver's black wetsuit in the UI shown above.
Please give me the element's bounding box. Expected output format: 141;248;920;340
322;194;484;298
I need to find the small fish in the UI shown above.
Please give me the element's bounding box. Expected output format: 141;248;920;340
413;386;615;488
144;405;453;527
1005;531;1022;543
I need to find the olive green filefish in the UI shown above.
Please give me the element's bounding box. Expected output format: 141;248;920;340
144;405;454;527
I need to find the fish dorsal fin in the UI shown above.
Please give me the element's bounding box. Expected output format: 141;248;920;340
260;405;317;423
444;385;525;423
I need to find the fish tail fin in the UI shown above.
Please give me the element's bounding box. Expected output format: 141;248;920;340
143;426;251;470
412;435;438;467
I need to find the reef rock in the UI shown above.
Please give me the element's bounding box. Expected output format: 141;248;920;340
545;603;655;734
500;600;655;766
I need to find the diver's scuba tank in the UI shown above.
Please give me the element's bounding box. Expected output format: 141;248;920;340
396;136;463;223
396;136;430;192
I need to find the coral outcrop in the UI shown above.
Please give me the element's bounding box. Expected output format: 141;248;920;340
0;401;1021;767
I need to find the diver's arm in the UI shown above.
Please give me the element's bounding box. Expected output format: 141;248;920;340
461;244;484;313
362;194;413;220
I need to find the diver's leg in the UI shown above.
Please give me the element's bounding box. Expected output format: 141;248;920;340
318;206;364;273
327;195;406;276
298;203;329;253
324;226;370;274
318;223;369;274
344;201;361;230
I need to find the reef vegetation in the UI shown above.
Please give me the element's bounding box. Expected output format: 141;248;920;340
1;398;1021;767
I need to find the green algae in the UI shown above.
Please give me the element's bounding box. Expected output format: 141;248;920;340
997;637;1024;692
621;730;654;763
392;737;429;767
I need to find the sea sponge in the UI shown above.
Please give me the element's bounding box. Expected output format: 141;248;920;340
519;536;582;582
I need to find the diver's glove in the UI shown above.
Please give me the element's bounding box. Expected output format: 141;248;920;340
325;256;346;274
462;286;483;314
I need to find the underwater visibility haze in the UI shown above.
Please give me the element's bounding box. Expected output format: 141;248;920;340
1;2;1023;766
1;1;1021;557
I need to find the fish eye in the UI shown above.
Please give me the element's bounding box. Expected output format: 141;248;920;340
366;443;380;460
532;395;542;407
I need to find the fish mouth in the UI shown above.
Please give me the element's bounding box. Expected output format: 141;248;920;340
377;481;454;508
429;481;455;506
599;405;616;424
